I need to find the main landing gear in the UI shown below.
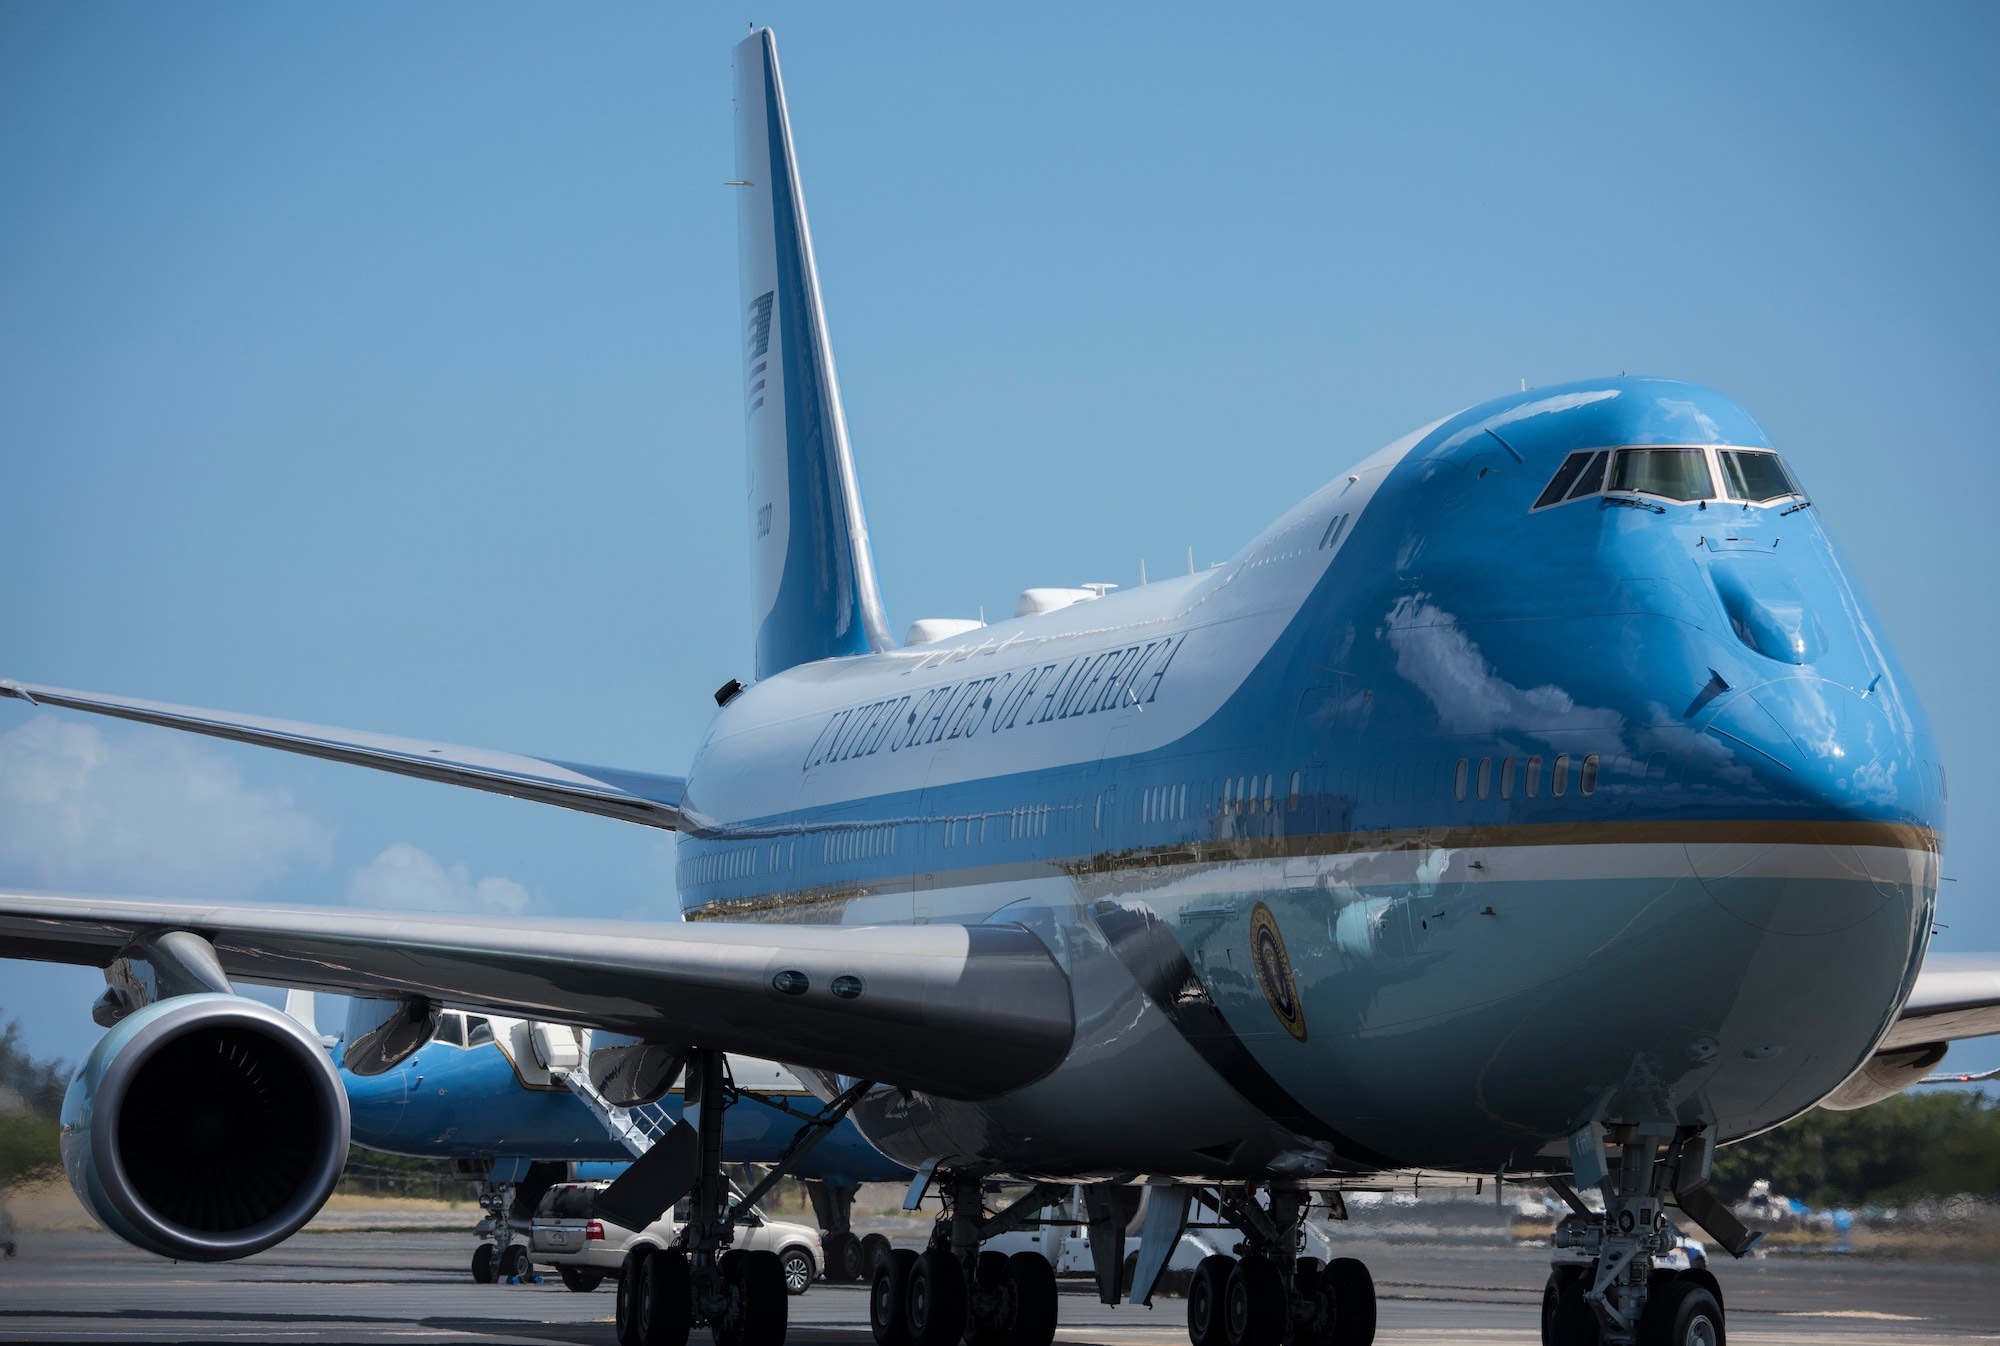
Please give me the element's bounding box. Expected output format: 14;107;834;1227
807;1179;891;1283
613;1051;873;1346
870;1174;1063;1346
1541;1122;1751;1346
1185;1185;1374;1346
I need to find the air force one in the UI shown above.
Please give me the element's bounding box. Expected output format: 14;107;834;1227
1;25;1996;1346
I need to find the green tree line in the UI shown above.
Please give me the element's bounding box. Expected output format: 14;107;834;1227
0;1013;71;1187
1711;1090;2000;1208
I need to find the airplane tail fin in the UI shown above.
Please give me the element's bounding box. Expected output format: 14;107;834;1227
733;28;894;680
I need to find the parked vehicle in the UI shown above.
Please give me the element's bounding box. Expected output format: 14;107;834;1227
530;1181;822;1295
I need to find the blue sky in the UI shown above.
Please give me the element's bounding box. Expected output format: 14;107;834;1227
3;3;1997;1088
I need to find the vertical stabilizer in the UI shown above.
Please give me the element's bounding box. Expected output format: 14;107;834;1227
734;28;894;679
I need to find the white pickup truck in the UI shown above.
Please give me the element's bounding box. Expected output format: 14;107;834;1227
530;1181;822;1296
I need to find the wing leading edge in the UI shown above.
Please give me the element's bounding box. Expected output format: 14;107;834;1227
0;679;687;830
0;890;1074;1100
1881;953;2000;1051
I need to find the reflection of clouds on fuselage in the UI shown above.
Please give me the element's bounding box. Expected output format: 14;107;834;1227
1429;389;1620;454
1379;594;1623;741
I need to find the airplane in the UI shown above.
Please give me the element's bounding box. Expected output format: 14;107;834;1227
325;999;911;1283
2;23;1998;1346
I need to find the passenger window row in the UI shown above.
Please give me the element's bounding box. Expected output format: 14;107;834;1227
1142;783;1188;823
1452;753;1599;802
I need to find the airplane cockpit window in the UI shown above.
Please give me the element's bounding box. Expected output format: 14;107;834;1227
1566;451;1609;501
1609;447;1713;501
434;1013;467;1048
1534;451;1594;508
1718;450;1802;503
466;1016;495;1047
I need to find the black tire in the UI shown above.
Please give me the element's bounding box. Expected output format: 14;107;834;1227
500;1243;531;1281
724;1249;787;1346
1640;1277;1724;1346
825;1231;862;1282
780;1245;817;1296
907;1249;967;1346
561;1265;605;1293
965;1252;1012;1346
1548;1268;1601;1346
861;1232;894;1280
1324;1257;1375;1346
1005;1251;1057;1346
643;1249;693;1346
472;1242;498;1285
618;1247;655;1346
872;1247;919;1346
1224;1256;1284;1346
1187;1254;1235;1346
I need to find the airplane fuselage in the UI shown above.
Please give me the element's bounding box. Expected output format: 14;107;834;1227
674;377;1942;1182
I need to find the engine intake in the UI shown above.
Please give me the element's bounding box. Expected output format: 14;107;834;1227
62;992;350;1261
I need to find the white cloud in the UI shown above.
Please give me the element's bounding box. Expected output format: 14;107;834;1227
345;842;530;915
0;714;332;898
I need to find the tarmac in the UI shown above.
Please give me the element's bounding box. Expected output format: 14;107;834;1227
2;1228;1997;1345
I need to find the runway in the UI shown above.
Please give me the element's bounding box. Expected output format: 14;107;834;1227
1;1230;1995;1344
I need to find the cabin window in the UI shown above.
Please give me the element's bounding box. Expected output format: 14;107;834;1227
1476;757;1492;800
1454;758;1469;802
1263;774;1275;812
1525;755;1542;798
1610;447;1713;502
1288;770;1302;811
1177;783;1188;819
1499;757;1516;799
1581;753;1600;795
1552;754;1570;796
1567;451;1609;500
1718;450;1802;503
1534;451;1594;509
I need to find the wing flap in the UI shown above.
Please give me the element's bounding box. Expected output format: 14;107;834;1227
0;891;1072;1100
0;679;685;830
1879;953;2000;1050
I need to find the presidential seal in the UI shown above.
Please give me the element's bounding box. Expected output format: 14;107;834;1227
1249;902;1307;1041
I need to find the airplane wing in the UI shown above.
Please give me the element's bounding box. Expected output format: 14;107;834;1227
0;679;687;830
0;890;1074;1100
1878;953;2000;1050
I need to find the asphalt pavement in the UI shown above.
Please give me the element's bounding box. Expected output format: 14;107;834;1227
0;1229;1995;1345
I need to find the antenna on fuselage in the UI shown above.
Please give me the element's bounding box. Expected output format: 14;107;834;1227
1186;546;1195;575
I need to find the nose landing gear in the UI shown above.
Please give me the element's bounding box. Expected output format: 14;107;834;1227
1543;1122;1751;1346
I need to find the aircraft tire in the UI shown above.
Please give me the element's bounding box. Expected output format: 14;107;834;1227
641;1249;692;1346
860;1233;894;1280
472;1242;498;1285
1638;1276;1723;1346
618;1247;654;1346
824;1232;861;1282
1186;1255;1235;1346
501;1244;531;1280
1223;1256;1284;1346
560;1265;604;1293
1545;1268;1600;1346
1003;1251;1057;1346
720;1249;788;1346
1323;1258;1375;1346
964;1252;1011;1346
871;1248;918;1346
906;1249;967;1346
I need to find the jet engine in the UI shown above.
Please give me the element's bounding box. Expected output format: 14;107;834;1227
60;991;350;1261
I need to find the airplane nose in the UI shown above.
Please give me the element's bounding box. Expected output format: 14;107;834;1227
1696;674;1930;827
341;1065;409;1145
1690;674;1937;937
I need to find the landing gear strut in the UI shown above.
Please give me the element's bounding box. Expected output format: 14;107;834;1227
610;1050;872;1346
1543;1122;1746;1346
807;1180;870;1282
870;1173;1064;1346
1187;1184;1374;1346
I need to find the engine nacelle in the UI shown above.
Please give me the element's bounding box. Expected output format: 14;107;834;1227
1820;1041;1950;1111
61;992;350;1261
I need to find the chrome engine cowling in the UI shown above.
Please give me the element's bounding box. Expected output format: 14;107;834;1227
61;992;350;1261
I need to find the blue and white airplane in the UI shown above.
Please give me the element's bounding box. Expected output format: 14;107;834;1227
3;25;1998;1346
331;1003;910;1282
